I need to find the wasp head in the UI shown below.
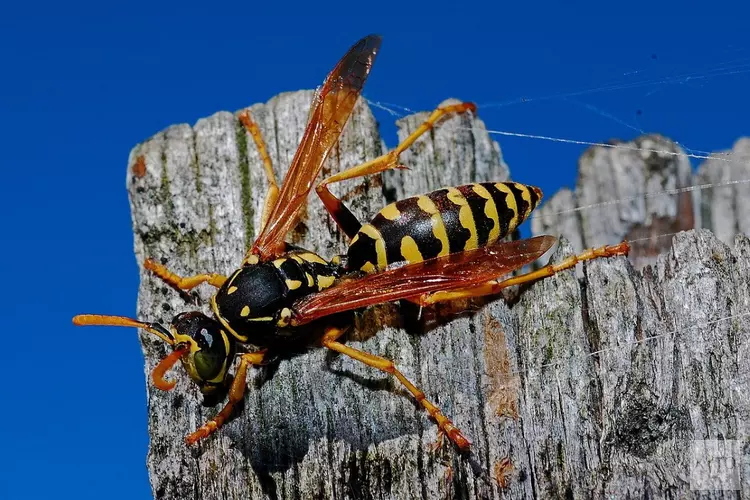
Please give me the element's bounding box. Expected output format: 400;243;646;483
169;311;236;397
72;312;236;400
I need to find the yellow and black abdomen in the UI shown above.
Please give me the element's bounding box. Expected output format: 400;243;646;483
346;182;542;273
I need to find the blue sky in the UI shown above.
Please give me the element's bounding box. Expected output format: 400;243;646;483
1;1;748;498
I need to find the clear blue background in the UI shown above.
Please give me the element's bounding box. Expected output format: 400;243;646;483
2;1;748;498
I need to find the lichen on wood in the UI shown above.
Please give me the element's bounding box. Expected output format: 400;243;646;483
127;92;750;499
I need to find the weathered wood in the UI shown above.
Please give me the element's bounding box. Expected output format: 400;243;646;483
531;134;697;271
128;92;750;499
695;138;750;244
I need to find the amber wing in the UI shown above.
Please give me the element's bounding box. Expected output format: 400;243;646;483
250;34;381;259
291;236;557;325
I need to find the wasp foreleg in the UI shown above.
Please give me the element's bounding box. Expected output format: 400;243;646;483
185;349;268;445
144;259;227;291
420;241;630;305
321;326;471;451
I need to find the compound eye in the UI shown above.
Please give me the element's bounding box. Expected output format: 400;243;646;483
171;312;232;383
192;326;228;381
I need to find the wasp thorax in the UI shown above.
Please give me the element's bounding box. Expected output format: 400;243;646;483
170;312;235;391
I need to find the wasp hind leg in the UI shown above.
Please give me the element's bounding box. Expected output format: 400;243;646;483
238;110;279;230
144;259;227;291
420;241;630;305
185;350;268;445
316;102;478;239
321;326;471;451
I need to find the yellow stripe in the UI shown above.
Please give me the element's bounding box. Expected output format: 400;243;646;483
360;261;376;273
494;183;518;233
211;295;247;342
240;305;251;317
459;205;477;250
298;252;327;265
208;330;232;383
208;368;226;384
221;331;230;360
305;272;315;287
272;258;287;269
360;224;388;270
171;333;202;382
514;183;534;221
400;236;424;263
227;286;238;295
172;333;199;353
225;269;241;289
290;255;304;264
451;190;478;251
379;203;401;221
432;215;450;256
317;275;335;290
417;196;449;256
286;279;302;290
473;184;499;243
446;187;466;206
417;195;439;214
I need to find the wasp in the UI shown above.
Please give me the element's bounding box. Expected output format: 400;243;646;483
73;34;629;451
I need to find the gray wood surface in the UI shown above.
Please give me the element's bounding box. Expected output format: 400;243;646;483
127;91;750;499
531;134;697;271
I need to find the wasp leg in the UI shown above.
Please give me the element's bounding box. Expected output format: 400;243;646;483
238;110;279;230
316;102;477;239
420;241;630;305
185;349;268;445
321;325;471;451
144;259;227;291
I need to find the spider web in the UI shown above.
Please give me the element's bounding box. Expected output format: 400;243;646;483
362;46;750;385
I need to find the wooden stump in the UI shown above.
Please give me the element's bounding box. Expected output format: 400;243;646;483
127;92;750;499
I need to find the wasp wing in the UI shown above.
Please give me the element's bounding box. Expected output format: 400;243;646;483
251;35;381;259
291;235;557;325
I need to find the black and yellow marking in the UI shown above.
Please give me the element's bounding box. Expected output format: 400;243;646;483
346;182;543;272
242;254;260;266
212;250;343;343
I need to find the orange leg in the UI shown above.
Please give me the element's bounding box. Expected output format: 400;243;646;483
238;110;279;230
144;259;226;291
316;102;477;238
321;326;471;451
185;349;268;445
421;241;630;306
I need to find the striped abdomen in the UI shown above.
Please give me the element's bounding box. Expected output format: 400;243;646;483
346;182;543;273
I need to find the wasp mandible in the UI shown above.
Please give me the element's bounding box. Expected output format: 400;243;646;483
74;34;629;450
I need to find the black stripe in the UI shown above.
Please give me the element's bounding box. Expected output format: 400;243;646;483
485;183;517;238
428;189;470;253
527;184;540;210
457;184;493;246
507;183;531;226
372;197;443;263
